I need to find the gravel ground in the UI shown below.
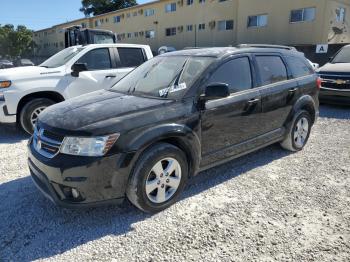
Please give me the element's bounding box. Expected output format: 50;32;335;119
0;105;349;262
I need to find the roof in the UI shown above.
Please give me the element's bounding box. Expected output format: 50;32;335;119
162;46;302;58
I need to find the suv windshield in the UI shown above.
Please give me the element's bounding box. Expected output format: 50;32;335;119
111;56;214;99
331;46;350;63
40;46;84;68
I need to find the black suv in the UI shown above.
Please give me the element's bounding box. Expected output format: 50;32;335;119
28;46;319;213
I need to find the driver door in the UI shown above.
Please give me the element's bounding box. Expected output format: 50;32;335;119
64;47;121;99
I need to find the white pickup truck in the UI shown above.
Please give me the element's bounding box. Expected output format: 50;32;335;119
0;43;153;134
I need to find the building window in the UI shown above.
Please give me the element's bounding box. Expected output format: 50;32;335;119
187;25;193;31
199;0;205;3
127;33;132;38
336;7;346;22
114;16;121;23
95;20;101;27
134;32;139;37
198;23;206;30
165;3;176;13
219;0;227;2
187;0;193;5
165;27;176;36
127;13;131;18
290;7;316;23
218;20;234;31
105;18;109;23
247;14;268;27
133;11;137;16
145;30;155;38
81;22;87;28
145;8;155;16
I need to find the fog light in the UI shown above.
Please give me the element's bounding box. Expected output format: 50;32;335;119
71;188;80;198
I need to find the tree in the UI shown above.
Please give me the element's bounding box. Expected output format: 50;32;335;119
80;0;138;16
0;24;34;58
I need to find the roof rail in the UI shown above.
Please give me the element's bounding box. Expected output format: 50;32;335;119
238;44;297;51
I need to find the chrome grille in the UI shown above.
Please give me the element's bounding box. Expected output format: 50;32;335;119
33;127;63;159
318;73;350;90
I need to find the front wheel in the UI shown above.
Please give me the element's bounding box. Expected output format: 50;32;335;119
280;110;312;152
19;98;55;134
126;143;188;213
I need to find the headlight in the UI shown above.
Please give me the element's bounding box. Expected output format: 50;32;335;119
60;134;120;156
0;81;11;88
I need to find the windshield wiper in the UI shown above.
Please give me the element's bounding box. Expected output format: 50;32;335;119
160;60;188;98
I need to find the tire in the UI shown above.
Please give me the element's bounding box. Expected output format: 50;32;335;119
280;110;312;152
19;98;55;134
126;143;189;213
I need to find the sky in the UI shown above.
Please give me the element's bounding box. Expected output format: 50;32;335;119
0;0;150;31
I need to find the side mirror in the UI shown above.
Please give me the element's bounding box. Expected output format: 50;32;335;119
71;63;88;77
202;83;230;100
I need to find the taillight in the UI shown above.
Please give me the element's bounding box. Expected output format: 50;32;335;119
316;77;322;89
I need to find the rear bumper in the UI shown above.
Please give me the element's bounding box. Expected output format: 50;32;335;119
0;102;16;123
319;87;350;105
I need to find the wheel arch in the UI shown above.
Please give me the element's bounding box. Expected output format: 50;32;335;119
287;95;318;128
16;91;65;121
122;124;201;178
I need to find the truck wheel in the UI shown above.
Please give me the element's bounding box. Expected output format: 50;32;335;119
126;143;188;213
19;98;55;134
280;110;312;152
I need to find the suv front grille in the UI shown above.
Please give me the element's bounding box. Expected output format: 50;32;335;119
318;73;350;90
33;127;64;159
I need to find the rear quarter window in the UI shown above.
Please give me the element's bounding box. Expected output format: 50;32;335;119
286;56;314;78
255;55;288;86
118;47;145;68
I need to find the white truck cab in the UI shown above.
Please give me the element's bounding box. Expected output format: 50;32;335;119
0;43;153;134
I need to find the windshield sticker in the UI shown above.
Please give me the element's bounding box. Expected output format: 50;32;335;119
169;83;187;93
159;88;170;97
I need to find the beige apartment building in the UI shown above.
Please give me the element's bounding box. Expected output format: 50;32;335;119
33;0;350;57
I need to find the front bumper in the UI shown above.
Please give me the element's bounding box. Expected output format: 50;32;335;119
0;101;16;123
28;140;134;208
319;87;350;105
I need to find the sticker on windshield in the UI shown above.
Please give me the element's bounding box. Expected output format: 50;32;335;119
169;83;187;93
159;88;170;97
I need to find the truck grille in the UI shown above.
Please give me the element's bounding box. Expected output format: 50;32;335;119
33;127;64;159
318;73;350;90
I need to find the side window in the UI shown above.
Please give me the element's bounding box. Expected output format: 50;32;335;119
118;48;145;68
208;57;252;93
286;56;313;78
255;56;288;85
77;48;112;70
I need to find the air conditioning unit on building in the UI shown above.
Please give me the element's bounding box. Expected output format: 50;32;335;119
139;31;144;36
209;21;216;29
121;14;125;19
177;0;183;6
138;9;143;15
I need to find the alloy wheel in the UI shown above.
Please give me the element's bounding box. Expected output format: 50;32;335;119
294;117;309;148
30;106;47;126
145;157;182;204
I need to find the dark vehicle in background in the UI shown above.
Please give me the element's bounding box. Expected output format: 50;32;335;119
64;25;116;48
28;46;319;213
0;59;14;69
317;44;350;105
13;58;35;67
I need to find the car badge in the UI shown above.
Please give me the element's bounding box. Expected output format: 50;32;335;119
336;79;346;85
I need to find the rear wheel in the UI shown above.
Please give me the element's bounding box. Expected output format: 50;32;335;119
19;98;55;134
280;110;312;151
126;143;188;213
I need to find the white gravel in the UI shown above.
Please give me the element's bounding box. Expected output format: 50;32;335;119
0;105;349;262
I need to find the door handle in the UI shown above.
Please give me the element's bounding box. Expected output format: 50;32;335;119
288;88;298;93
105;75;116;78
247;98;260;105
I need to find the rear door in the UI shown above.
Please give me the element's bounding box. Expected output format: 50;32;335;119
113;47;147;78
64;47;119;98
253;53;298;134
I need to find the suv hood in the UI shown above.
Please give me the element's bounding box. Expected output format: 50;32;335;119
318;62;350;74
0;66;63;81
38;89;175;135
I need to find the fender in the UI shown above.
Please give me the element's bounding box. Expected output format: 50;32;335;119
285;94;318;130
119;123;202;176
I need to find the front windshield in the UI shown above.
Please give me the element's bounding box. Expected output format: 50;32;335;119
331;46;350;63
40;46;84;68
111;56;214;99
